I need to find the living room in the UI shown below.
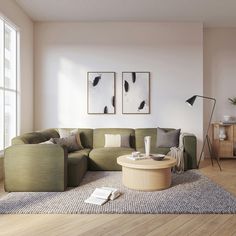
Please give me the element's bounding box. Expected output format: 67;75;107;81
0;0;236;235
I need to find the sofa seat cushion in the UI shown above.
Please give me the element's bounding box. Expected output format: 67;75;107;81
67;149;90;187
88;147;135;171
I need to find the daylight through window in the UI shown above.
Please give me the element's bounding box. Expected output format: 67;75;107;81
0;17;19;150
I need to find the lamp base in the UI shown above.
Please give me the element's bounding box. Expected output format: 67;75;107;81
197;134;222;171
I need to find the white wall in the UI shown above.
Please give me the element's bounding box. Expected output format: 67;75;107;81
0;0;34;134
204;28;236;124
34;22;203;152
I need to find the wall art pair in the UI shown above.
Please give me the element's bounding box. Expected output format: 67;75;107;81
87;72;150;114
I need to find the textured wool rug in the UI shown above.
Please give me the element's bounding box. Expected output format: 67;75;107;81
0;170;236;214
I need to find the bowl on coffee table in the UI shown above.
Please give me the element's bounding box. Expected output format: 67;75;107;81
149;154;165;161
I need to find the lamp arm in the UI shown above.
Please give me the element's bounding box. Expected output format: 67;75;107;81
195;95;216;102
206;98;216;135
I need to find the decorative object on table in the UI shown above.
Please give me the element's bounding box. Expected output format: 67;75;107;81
122;72;150;114
228;97;236;105
218;126;226;140
186;95;221;170
126;154;148;160
149;154;165;161
144;136;151;156
223;115;233;122
131;151;141;158
221;115;236;124
87;72;115;114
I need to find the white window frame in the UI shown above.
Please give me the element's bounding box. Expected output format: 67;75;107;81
0;14;20;152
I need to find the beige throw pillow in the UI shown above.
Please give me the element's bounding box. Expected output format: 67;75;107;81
104;134;130;148
58;128;84;149
50;134;81;153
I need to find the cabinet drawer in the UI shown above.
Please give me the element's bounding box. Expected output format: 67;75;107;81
219;141;234;157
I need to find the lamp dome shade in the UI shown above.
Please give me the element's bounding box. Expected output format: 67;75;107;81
186;95;197;106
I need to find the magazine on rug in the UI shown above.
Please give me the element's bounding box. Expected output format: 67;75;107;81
85;187;121;205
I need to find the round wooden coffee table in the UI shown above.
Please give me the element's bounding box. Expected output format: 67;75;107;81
117;155;176;191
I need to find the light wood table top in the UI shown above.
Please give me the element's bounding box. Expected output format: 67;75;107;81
117;155;176;170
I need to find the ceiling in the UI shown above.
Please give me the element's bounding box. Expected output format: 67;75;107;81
15;0;236;27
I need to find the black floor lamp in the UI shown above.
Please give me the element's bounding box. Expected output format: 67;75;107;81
186;95;222;170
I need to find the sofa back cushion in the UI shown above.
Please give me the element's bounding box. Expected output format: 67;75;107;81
12;128;93;148
78;129;93;148
135;128;174;154
12;129;60;145
93;128;135;148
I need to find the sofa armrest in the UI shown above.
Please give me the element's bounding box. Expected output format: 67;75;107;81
4;144;67;192
182;134;197;170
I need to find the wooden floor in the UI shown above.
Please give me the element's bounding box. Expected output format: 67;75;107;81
0;159;236;236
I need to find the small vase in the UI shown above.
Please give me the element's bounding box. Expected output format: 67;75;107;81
144;136;151;157
219;127;226;140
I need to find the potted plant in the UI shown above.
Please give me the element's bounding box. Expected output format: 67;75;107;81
228;97;236;122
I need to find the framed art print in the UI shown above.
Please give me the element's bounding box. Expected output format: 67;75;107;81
87;72;115;114
122;72;150;114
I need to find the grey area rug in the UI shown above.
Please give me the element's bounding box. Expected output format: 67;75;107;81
0;170;236;214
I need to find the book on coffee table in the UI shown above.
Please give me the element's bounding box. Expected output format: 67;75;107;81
85;187;121;205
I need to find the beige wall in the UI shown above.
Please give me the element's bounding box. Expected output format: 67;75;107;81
0;0;34;134
204;28;236;156
34;22;203;156
204;28;236;123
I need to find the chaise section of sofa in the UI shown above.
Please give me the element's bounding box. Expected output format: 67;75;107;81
65;128;93;187
4;128;93;191
89;128;135;170
4;144;67;192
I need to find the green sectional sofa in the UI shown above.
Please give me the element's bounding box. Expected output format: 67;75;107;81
4;128;197;192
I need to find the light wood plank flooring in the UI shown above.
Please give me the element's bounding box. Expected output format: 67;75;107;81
0;159;236;236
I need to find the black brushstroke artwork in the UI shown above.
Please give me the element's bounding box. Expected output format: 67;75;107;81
104;106;108;114
138;101;145;111
132;72;136;83
112;96;115;107
93;76;101;87
124;80;129;92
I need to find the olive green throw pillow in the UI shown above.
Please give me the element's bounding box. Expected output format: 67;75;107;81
50;134;83;152
156;127;181;148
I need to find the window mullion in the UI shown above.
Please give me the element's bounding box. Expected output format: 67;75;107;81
3;22;5;150
15;30;18;136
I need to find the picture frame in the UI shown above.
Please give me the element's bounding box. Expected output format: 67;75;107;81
87;72;116;114
122;72;150;114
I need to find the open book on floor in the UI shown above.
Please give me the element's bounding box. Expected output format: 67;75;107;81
85;187;121;206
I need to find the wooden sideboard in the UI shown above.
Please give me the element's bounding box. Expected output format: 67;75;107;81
212;123;236;158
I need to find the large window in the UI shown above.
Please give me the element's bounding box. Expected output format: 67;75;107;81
0;17;19;151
